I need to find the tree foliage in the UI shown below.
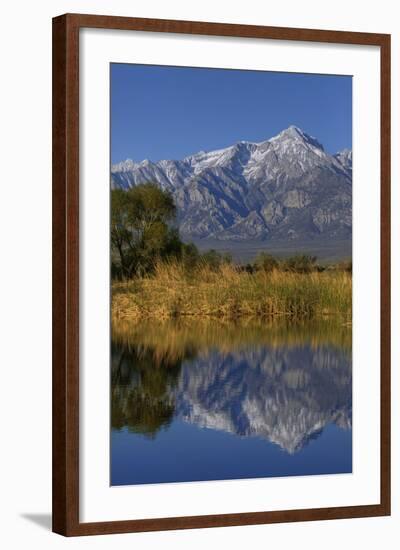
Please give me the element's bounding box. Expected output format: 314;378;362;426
254;252;279;272
254;252;321;273
111;183;182;278
283;254;318;273
200;249;232;270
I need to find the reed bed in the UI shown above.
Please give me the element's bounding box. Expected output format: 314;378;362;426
112;261;352;322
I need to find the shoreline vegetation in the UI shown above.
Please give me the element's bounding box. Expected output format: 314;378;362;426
111;183;352;324
112;260;351;322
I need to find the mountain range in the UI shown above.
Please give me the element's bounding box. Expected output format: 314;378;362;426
111;126;352;243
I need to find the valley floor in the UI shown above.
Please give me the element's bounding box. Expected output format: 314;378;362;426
190;237;352;264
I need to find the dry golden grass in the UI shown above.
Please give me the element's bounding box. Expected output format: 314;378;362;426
112;261;352;322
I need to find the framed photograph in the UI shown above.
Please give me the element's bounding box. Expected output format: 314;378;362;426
52;13;391;536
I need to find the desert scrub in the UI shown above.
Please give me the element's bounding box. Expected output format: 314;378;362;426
111;261;352;321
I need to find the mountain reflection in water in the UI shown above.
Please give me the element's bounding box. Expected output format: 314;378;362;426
111;319;352;485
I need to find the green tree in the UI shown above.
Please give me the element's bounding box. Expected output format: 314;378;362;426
283;254;318;273
180;242;201;270
254;252;279;272
200;249;232;270
111;183;181;277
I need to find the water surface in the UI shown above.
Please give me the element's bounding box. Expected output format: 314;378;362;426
111;319;352;485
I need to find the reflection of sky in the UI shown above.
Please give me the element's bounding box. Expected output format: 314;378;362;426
111;343;352;486
112;420;351;486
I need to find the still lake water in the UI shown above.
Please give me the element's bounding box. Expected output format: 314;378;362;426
111;319;352;486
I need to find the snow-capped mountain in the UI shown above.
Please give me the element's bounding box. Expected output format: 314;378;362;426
111;126;352;242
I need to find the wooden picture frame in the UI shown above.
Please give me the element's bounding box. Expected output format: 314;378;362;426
52;13;391;536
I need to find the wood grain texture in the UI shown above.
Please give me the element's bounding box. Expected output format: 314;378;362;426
52;14;80;536
52;13;391;536
379;34;391;517
52;15;67;535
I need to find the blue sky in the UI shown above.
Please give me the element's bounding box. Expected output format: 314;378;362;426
111;64;352;165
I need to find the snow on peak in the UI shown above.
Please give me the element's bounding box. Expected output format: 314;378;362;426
334;149;352;170
111;158;136;173
270;125;324;151
335;148;352;160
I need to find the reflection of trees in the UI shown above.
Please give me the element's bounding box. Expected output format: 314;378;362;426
111;343;191;438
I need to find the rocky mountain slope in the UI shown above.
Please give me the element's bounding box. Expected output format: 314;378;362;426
111;126;352;242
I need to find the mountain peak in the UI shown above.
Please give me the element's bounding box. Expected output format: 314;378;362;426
111;158;136;173
271;126;324;151
282;125;305;136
